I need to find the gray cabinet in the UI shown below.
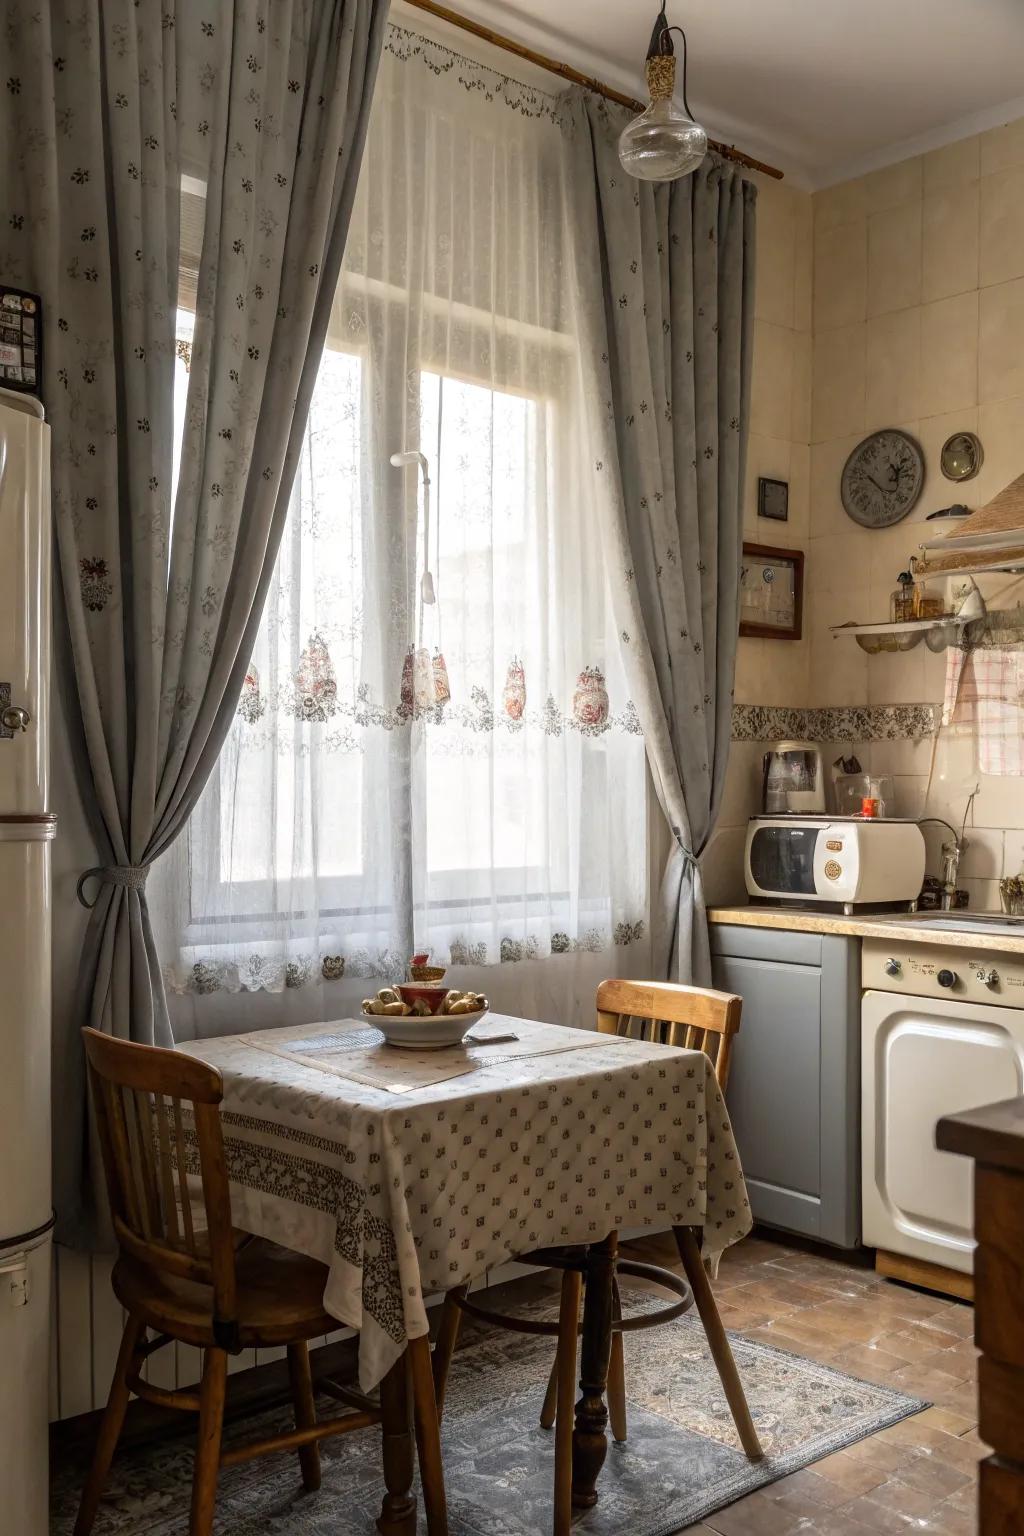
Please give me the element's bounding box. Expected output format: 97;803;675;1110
710;923;860;1249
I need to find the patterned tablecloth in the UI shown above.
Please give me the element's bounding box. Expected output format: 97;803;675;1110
180;1015;752;1390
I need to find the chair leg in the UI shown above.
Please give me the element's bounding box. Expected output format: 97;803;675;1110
287;1341;321;1492
431;1287;465;1422
409;1335;449;1536
607;1278;627;1444
553;1268;582;1536
73;1312;146;1536
674;1226;763;1461
190;1347;228;1535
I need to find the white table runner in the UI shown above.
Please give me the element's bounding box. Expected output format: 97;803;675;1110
238;1017;627;1093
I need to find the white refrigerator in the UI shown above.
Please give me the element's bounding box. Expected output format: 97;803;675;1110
0;387;53;1534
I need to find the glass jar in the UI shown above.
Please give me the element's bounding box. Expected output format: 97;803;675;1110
890;571;914;623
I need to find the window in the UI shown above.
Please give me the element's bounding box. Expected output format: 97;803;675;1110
159;33;647;1000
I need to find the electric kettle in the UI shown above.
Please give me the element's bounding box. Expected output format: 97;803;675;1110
761;740;825;814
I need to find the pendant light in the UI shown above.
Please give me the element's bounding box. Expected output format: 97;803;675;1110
618;4;707;182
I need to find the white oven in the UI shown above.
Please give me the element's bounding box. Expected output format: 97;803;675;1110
862;934;1024;1279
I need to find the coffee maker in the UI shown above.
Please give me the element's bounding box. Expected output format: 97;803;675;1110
761;740;825;814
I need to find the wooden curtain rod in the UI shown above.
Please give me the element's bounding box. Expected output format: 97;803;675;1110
401;0;785;180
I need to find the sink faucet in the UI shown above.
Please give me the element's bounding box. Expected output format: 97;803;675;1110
920;790;978;911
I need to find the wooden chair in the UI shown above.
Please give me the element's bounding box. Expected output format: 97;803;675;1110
431;979;761;1535
75;1027;447;1536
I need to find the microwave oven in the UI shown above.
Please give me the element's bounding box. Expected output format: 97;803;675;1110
744;816;927;910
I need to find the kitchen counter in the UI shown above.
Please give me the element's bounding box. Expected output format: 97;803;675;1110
709;904;1024;956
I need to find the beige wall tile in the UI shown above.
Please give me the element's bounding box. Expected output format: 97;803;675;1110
980;117;1024;176
751;319;795;440
867;645;926;704
922;182;979;302
959;827;1005;880
815;222;867;330
867;202;923;317
865;308;921;427
919;290;979;416
814;176;866;233
1005;830;1024;873
788;442;810;538
923;135;980;193
971;774;1024;831
812;529;871;595
807;590;868;703
791;330;812;444
865;156;923;213
977;395;1024;498
733;637;766;703
812;323;866;442
979;277;1024;402
979;164;1024;288
793;195;813;334
754;181;797;328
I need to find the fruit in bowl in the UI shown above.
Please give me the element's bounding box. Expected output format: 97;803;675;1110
361;986;489;1049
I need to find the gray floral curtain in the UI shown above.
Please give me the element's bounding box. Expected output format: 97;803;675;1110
560;90;756;985
1;0;388;1242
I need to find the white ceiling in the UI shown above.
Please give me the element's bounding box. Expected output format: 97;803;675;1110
448;0;1024;187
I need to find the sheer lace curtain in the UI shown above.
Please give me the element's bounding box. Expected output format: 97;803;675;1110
153;26;649;1038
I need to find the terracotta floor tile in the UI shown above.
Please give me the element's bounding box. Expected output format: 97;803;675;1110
610;1231;980;1535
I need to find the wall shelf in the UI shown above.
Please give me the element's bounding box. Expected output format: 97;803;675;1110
830;617;962;654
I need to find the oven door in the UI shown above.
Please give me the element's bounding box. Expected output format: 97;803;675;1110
744;822;821;899
862;989;1024;1274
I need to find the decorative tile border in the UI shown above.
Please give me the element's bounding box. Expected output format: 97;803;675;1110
732;703;941;743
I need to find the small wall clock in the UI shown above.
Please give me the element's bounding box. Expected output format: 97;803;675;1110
841;429;925;529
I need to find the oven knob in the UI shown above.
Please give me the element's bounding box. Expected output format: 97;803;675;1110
937;969;958;989
884;958;902;977
978;968;1000;988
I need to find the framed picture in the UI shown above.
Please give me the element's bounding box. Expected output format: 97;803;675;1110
739;542;803;640
757;475;789;521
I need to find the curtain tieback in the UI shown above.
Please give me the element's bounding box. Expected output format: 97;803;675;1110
76;863;152;908
671;827;698;870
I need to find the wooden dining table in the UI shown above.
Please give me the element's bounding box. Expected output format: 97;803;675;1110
181;1012;752;1532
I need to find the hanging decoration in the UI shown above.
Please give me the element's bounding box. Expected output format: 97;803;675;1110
432;649;451;705
573;665;610;728
238;664;266;723
503;656;527;720
618;5;708;182
293;632;338;721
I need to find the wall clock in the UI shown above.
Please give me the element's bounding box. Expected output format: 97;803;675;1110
840;429;925;529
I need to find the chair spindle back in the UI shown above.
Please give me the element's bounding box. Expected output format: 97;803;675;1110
82;1028;238;1330
595;978;741;1088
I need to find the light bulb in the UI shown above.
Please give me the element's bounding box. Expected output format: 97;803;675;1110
619;21;707;183
619;101;707;181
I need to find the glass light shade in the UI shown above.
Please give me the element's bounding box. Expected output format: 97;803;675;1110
618;99;708;181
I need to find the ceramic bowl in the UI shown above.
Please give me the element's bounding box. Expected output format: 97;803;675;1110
395;982;450;1012
364;1006;488;1050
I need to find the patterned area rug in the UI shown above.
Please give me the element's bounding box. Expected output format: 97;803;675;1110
51;1302;927;1536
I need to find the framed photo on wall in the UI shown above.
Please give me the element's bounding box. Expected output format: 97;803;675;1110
739;542;803;640
757;476;789;522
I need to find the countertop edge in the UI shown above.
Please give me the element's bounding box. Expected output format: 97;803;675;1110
708;905;1024;955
